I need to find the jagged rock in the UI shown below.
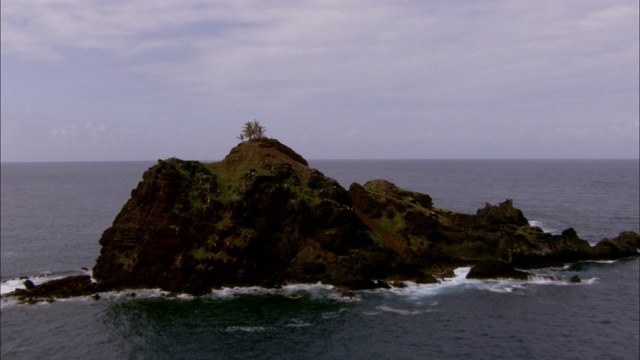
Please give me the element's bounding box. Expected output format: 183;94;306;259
93;138;393;293
475;199;529;227
509;227;595;267
25;275;94;296
86;139;633;293
466;261;529;280
23;279;35;289
592;231;640;259
6;138;638;300
348;183;383;218
9;275;106;302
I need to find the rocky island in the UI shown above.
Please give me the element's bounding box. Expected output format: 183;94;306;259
7;138;639;301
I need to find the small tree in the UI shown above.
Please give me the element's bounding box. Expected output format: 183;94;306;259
238;120;266;141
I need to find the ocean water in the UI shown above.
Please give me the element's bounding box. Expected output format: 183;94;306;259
1;159;638;359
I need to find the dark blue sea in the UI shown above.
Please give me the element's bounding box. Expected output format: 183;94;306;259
1;160;639;359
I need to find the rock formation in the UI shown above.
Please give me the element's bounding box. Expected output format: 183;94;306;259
92;138;396;294
6;138;640;300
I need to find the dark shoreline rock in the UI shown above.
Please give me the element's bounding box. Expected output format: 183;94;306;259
466;261;529;280
5;138;639;300
6;275;114;304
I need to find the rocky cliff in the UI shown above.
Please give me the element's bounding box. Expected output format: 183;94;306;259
8;138;640;300
92;138;398;293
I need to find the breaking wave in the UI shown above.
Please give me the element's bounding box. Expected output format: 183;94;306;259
1;272;65;296
1;265;599;310
529;220;558;234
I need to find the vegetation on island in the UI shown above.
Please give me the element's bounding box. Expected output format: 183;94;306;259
237;120;266;141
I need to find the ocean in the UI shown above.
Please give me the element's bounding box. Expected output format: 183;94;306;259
1;159;639;359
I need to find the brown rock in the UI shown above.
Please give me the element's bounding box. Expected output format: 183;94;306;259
466;261;529;280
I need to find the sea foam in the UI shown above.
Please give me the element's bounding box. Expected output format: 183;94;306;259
0;272;65;296
529;220;558;234
0;265;598;310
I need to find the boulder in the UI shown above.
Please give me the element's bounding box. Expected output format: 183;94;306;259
475;199;529;227
10;275;104;302
592;232;640;259
466;261;530;280
23;279;35;289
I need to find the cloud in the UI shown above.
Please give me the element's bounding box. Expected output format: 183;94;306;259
1;1;260;60
2;0;637;160
51;125;77;139
610;119;640;137
5;1;637;95
545;119;640;143
85;122;106;136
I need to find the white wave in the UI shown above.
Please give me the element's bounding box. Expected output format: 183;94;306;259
321;308;348;320
1;279;28;296
0;267;96;297
528;274;598;286
286;318;312;328
528;220;543;227
363;303;436;316
281;282;336;299
224;326;267;333
381;267;472;299
211;286;275;298
208;282;354;302
466;271;599;292
99;288;172;300
0;279;352;309
587;260;617;264
580;277;599;285
376;305;424;315
0;273;66;296
1;297;20;309
369;265;602;299
479;281;526;294
528;220;558;234
446;267;471;283
0;266;600;310
463;277;527;294
362;311;382;316
0;286;177;309
527;275;558;284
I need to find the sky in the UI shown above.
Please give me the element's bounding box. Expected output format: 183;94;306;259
1;0;638;162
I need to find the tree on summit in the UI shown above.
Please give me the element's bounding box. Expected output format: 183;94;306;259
238;120;266;141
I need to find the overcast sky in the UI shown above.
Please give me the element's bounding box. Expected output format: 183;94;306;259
2;1;638;162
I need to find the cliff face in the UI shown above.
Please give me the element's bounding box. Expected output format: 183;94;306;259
349;181;638;269
90;138;639;295
93;139;395;293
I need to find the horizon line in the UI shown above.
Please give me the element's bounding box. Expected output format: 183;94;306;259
2;157;639;164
